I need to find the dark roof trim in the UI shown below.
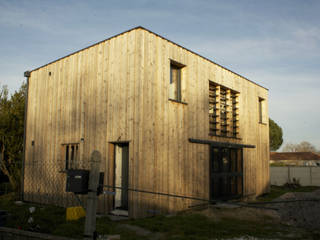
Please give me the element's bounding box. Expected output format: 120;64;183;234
189;138;255;149
27;26;268;91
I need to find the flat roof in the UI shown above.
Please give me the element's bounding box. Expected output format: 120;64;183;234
28;26;268;91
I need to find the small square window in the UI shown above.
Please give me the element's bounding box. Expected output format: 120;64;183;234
169;61;184;102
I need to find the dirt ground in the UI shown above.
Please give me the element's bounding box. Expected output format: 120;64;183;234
199;204;280;224
269;189;320;229
199;189;320;230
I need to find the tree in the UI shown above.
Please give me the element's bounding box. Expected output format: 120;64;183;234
283;141;317;152
296;141;317;152
282;143;298;152
269;118;283;151
0;83;26;192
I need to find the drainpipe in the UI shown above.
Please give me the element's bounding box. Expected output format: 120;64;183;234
21;71;30;201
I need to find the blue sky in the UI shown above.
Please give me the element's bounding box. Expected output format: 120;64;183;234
0;0;319;150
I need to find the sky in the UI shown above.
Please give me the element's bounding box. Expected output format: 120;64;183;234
0;0;319;150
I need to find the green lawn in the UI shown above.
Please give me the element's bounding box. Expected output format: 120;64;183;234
130;213;312;240
0;187;320;239
0;193;143;239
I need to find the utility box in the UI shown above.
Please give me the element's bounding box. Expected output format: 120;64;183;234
66;169;104;195
66;169;89;194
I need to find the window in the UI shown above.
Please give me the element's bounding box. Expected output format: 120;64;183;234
169;61;184;102
62;143;79;170
258;97;265;123
209;81;239;138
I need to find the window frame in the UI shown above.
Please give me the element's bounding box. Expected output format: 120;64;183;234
61;143;80;170
169;60;186;104
258;97;266;124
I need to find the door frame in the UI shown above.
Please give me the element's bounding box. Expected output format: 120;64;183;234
188;138;255;201
108;141;130;212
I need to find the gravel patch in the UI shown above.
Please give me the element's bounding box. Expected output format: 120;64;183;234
271;189;320;229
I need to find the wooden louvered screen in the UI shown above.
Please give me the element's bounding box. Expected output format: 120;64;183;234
220;87;228;137
209;82;219;135
231;92;240;137
209;81;239;138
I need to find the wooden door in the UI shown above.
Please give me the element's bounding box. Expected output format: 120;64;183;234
209;147;243;200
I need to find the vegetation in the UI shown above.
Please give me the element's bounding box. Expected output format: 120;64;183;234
270;162;287;167
269;118;283;151
0;83;26;192
1;187;320;239
0;193;142;239
282;141;318;152
130;213;313;240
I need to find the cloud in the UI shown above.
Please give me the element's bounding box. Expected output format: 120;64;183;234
192;28;320;67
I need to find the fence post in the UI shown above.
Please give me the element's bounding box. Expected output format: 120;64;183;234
310;167;312;186
287;166;291;183
84;151;101;240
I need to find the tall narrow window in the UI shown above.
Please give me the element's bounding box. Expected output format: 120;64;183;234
258;97;265;123
169;61;184;102
62;143;79;170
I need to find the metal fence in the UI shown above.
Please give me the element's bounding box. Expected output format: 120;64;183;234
0;182;11;196
270;166;320;186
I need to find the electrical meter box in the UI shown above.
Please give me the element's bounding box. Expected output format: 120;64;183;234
66;169;89;194
66;169;104;195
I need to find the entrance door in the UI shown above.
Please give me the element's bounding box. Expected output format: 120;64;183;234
114;143;129;210
210;147;243;200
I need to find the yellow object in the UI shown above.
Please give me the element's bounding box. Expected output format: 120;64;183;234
66;206;86;221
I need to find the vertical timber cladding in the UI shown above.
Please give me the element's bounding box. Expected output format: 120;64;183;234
24;27;269;218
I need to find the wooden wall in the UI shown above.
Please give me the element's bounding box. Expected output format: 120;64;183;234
24;27;269;218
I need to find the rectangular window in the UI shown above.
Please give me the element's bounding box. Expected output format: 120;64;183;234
258;97;265;123
209;81;239;138
169;61;184;102
62;143;79;170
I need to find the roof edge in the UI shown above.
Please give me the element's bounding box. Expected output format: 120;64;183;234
27;26;268;91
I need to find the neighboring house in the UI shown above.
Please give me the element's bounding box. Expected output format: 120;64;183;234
270;152;320;166
23;26;269;218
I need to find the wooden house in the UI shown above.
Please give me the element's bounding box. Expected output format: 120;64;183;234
23;26;270;218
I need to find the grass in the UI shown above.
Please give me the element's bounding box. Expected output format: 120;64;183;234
0;193;142;239
1;185;320;239
257;185;319;202
130;213;316;240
